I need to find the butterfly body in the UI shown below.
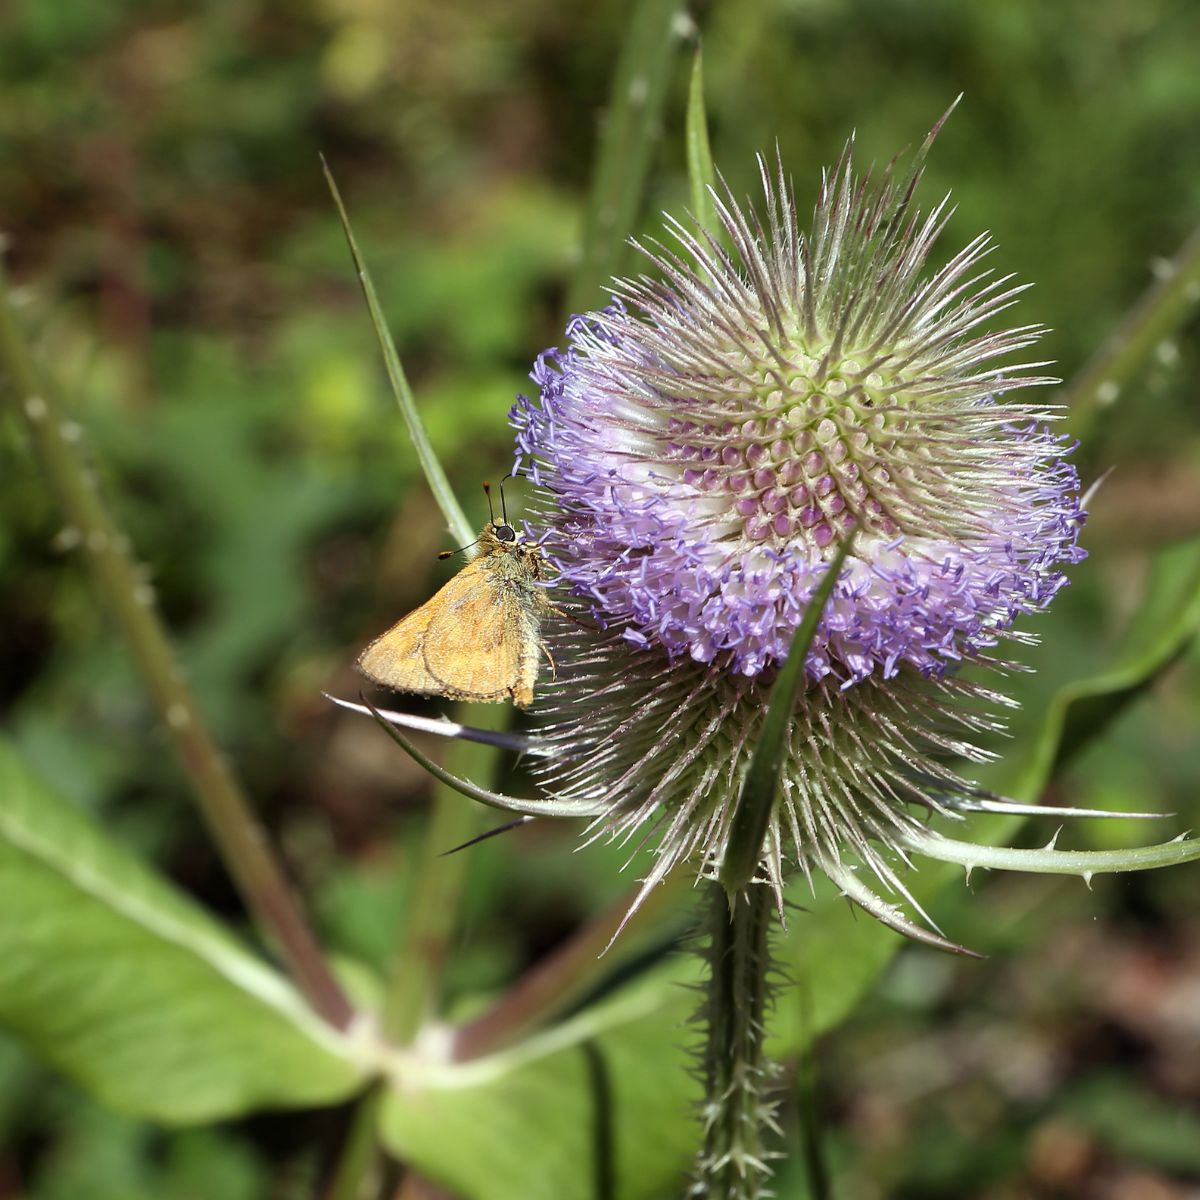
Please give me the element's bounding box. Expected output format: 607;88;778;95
357;522;551;708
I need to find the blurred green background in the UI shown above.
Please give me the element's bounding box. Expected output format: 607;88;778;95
2;0;1200;1196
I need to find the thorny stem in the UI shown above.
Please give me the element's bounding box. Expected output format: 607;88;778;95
0;266;354;1031
1063;222;1200;450
693;881;779;1200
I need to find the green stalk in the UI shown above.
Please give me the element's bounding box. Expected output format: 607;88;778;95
693;881;777;1200
694;537;854;1197
325;715;490;1198
0;266;353;1030
1064;222;1200;453
322;1086;384;1200
380;706;494;1044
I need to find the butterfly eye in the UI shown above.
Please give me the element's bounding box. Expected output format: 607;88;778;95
495;523;517;543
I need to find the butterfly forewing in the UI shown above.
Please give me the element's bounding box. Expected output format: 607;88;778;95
356;595;444;695
356;525;546;708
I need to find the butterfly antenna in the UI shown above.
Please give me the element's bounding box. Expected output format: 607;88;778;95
440;815;535;856
438;536;481;560
497;473;512;526
482;479;498;526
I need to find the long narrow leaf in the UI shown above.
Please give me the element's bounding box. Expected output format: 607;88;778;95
768;532;1200;1049
567;0;688;315
720;535;856;893
905;827;1200;877
685;46;718;238
363;699;606;819
1017;536;1200;795
322;158;473;546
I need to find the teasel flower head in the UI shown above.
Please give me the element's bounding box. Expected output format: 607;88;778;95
503;119;1106;948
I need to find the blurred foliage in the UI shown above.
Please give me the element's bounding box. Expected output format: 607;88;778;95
2;0;1200;1196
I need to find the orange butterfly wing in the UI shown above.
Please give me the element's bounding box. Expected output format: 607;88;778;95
356;590;445;696
357;558;540;706
422;562;539;706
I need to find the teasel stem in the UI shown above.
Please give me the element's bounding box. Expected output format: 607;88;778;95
0;264;354;1031
1064;221;1200;454
689;539;854;1197
693;880;779;1200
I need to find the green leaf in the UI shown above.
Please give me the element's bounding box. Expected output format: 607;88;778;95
1049;536;1200;776
905;824;1200;877
877;538;1200;926
685;46;718;239
1064;1073;1200;1173
321;158;473;547
825;535;1200;980
1003;536;1200;801
567;0;689;315
777;537;1200;1037
0;740;368;1122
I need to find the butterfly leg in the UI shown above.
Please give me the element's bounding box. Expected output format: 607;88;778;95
547;602;603;633
541;643;558;681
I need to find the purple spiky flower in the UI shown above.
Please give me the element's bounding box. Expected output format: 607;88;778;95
508;125;1090;943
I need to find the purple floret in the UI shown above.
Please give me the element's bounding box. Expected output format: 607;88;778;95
513;326;1085;684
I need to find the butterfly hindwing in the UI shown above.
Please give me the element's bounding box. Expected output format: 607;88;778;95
356;593;444;696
